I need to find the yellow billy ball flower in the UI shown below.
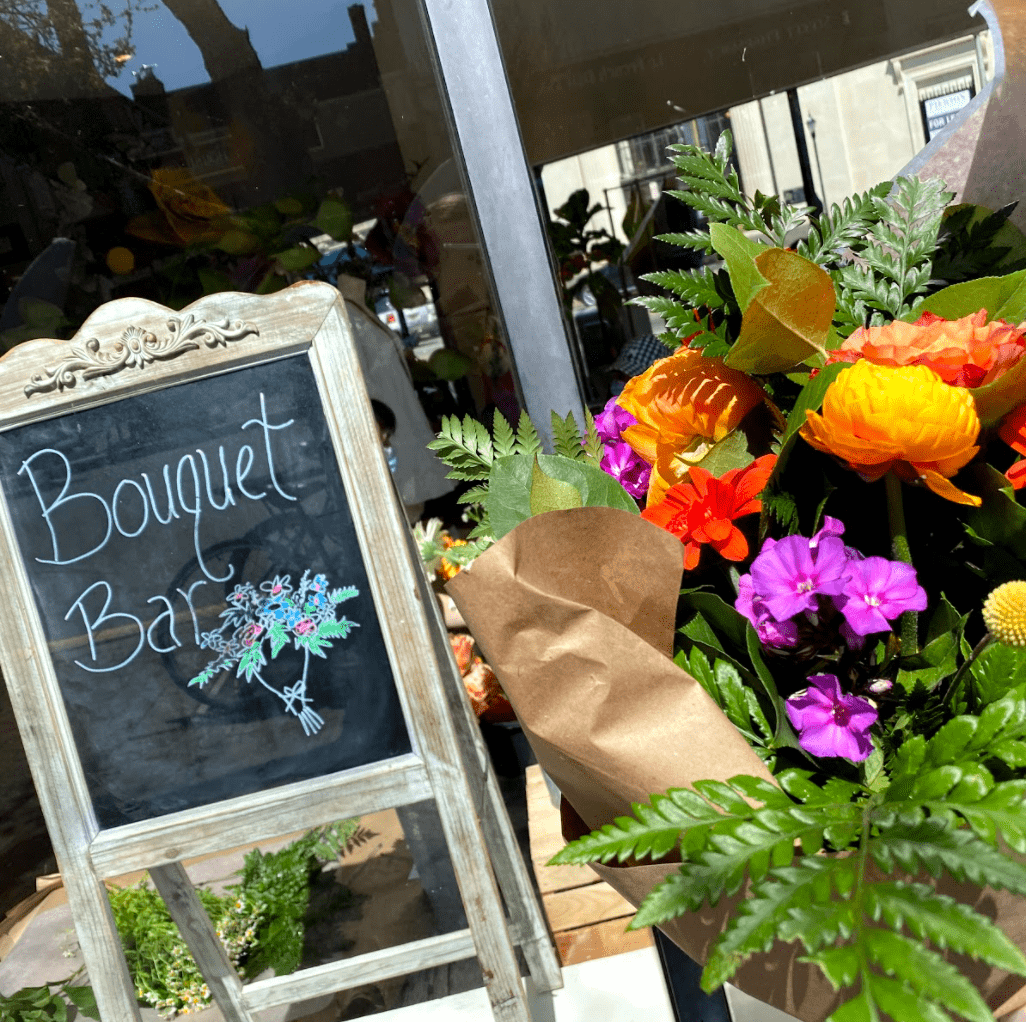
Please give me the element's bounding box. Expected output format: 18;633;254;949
800;360;981;506
983;581;1026;646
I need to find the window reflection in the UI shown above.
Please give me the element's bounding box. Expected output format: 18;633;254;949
0;0;512;444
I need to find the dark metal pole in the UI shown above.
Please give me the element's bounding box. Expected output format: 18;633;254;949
786;88;823;216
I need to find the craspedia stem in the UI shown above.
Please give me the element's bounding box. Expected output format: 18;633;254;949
884;472;918;654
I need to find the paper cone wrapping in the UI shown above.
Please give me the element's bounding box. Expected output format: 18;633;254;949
447;507;1026;1022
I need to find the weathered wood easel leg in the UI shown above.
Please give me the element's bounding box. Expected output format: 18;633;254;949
409;533;562;998
427;594;562;993
149;863;253;1022
420;740;533;1021
60;870;142;1022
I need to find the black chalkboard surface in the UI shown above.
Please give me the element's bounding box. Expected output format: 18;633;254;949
0;354;410;827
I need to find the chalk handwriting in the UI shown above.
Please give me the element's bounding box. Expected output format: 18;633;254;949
19;392;295;582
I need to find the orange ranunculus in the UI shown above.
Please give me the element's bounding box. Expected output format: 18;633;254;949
641;454;776;570
617;347;766;468
800;360;981;506
825;310;1026;388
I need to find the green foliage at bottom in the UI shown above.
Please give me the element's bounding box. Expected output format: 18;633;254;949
552;688;1026;1021
0;974;98;1022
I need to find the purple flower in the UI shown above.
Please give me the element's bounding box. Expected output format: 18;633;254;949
833;557;928;636
785;674;877;761
594;397;637;444
810;516;845;549
736;573;799;648
600;440;650;498
748;534;851;622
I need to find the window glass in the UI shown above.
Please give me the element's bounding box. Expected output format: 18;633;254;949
0;1;514;449
497;1;993;401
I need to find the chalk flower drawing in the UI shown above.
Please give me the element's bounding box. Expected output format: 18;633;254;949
190;570;358;735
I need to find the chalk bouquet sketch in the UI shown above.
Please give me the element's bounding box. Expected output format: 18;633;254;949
191;571;359;735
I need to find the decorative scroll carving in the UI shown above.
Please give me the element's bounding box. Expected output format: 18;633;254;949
24;314;259;397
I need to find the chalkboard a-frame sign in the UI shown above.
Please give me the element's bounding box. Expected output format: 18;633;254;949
0;282;559;1022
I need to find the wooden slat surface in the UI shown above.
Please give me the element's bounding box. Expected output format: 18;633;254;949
555;917;654;966
525;765;653;966
542;882;639;933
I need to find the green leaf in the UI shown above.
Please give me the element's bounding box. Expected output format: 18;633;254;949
678;592;749;652
688;430;754;478
778;362;851;460
582;408;604;462
911;267;1026;324
549;787;723;866
867;881;1026;973
703;858;841;988
273;245;322;271
486;453;637;540
313;197;352;241
708;223;769;310
724;248;836;374
269;621;289;658
971;643;1026;704
515;412;542;459
63;987;100;1021
492;408;517;458
530;455;584;514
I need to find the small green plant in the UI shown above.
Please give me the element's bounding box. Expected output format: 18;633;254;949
108;881;264;1016
106;819;362;1017
0;973;98;1022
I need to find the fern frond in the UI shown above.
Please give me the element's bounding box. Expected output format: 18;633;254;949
639;267;726;310
514;412;541;459
703;857;850;988
866;881;1026;973
632;295;706;332
492;408;517;458
797;182;891;265
456;483;489;506
582;409;604;463
870;815;1026;893
551;410;586;460
426;414;493;481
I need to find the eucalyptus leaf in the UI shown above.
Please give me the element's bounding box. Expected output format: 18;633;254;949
708;223;769;311
485;454;638;540
530;456;583;514
724;249;836;374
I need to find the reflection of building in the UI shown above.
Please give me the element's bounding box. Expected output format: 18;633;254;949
541;30;994;246
145;6;408;218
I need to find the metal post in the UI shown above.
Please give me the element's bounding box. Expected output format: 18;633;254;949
786;88;823;216
416;0;587;447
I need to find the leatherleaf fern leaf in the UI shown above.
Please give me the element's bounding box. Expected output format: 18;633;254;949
550;687;1026;1022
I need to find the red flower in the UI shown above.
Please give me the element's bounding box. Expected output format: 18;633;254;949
999;403;1026;489
641;454;776;570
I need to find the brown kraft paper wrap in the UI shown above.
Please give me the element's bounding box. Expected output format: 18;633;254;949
446;506;1026;1022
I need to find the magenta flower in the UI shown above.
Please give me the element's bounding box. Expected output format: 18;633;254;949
833;556;927;635
594;397;637;443
748;533;851;621
600;440;650;498
785;674;878;761
736;573;799;647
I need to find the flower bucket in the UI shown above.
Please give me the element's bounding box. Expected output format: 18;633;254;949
447;506;1026;1022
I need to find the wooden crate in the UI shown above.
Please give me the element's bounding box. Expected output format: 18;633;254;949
525;765;654;966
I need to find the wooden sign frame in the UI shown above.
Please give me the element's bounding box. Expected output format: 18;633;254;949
0;282;560;1022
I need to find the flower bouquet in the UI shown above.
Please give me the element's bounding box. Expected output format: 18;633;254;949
429;132;1026;1022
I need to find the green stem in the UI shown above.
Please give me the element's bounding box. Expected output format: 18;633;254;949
884;473;918;655
944;632;994;710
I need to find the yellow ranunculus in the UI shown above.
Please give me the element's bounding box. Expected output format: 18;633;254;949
617;347;766;506
800;360;981;506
